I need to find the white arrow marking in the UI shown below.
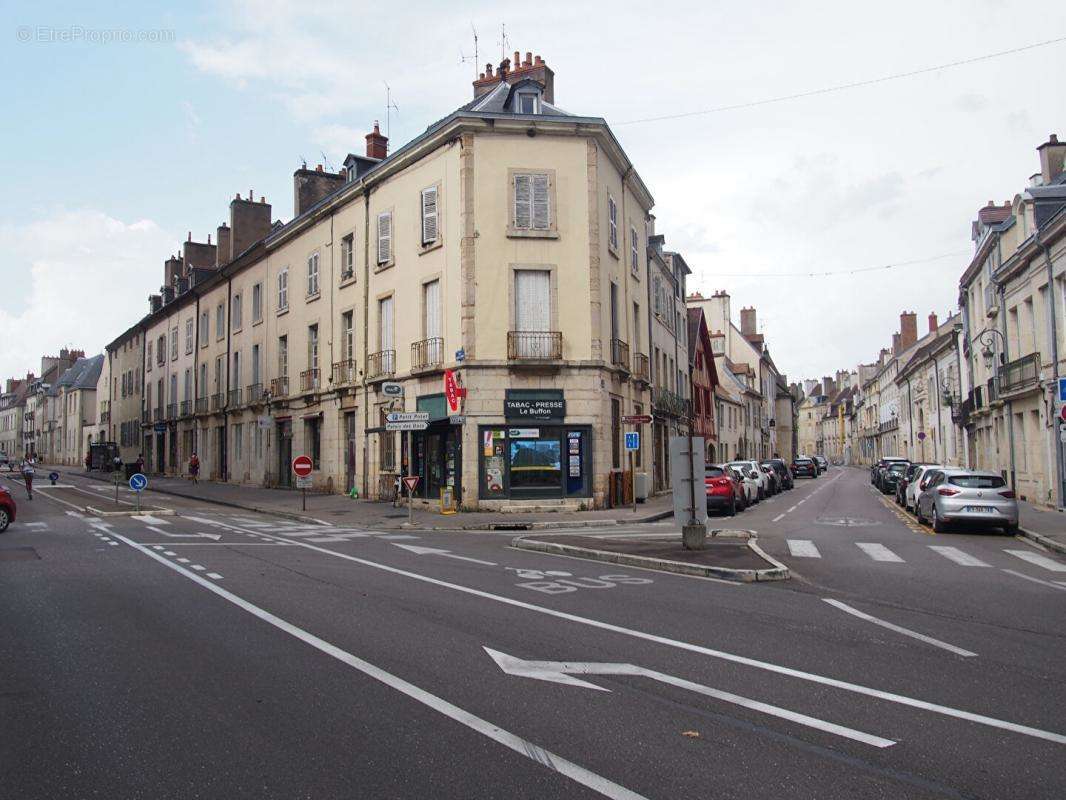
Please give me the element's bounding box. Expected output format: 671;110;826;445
823;599;977;657
145;526;221;541
484;648;895;748
391;543;497;566
131;514;170;525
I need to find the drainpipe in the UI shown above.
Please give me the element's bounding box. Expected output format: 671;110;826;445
953;325;967;467
905;376;914;459
223;276;233;482
933;355;943;463
998;280;1017;491
1040;237;1064;508
361;186;371;499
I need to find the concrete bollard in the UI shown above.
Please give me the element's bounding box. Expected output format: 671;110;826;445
682;522;707;550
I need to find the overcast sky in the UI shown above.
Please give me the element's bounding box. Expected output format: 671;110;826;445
2;0;1065;384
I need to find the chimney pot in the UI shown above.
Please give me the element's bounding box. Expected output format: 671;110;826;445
524;51;532;66
514;50;520;65
316;164;323;172
1051;134;1059;143
928;312;938;333
187;231;191;241
207;234;211;244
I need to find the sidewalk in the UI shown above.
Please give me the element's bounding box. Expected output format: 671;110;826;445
1017;500;1066;555
44;464;674;531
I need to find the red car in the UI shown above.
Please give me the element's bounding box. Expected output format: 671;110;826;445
706;463;745;516
0;483;15;532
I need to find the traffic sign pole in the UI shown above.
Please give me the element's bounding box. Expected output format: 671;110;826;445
408;430;413;526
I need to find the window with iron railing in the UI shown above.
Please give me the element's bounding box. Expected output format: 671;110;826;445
997;352;1041;394
632;353;649;382
270;376;289;397
300;368;320;393
610;339;630;371
332;360;356;386
507;331;562;360
367;350;396;379
412;337;444;370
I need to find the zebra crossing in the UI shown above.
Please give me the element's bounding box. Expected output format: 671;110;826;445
785;538;1066;574
176;513;417;543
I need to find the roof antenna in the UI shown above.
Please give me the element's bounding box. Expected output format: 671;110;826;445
459;23;479;78
384;82;399;141
320;151;335;172
497;22;510;63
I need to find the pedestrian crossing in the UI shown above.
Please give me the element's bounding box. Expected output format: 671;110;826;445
176;513;407;544
785;538;1066;574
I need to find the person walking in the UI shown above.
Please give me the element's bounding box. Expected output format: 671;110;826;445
21;459;35;500
188;452;200;484
135;453;145;475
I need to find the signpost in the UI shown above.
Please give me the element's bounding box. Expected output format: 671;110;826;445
49;471;59;486
624;431;640;514
382;382;404;398
403;475;420;525
129;472;147;513
292;455;313;510
670;436;706;548
621;415;652;425
384;413;430;524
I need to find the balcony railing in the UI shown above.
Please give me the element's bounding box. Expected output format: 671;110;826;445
270;377;289;398
300;368;320;393
653;386;687;417
332;359;357;386
179;400;191;417
507;330;562;360
998;352;1041;394
195;397;209;414
246;383;264;404
211;393;223;411
228;388;243;407
99;411;110;424
166;403;178;419
412;338;444;371
632;352;650;383
610;338;630;371
367;350;396;380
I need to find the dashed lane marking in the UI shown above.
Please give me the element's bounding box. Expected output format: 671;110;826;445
1004;550;1066;573
772;514;785;522
856;543;905;563
206;572;223;580
787;540;821;558
929;546;990;567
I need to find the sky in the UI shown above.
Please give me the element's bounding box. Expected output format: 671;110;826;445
2;0;1065;384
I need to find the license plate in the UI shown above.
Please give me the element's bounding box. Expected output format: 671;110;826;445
963;505;995;513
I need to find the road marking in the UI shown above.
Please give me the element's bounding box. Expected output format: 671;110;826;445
24;522;48;529
177;557;190;563
206;572;223;580
772;514;785;522
1004;549;1066;572
107;541;119;546
928;546;990;567
108;533;648;800
485;649;894;748
786;506;797;513
151;545;164;550
191;564;206;571
191;517;1066;746
822;599;977;657
391;543;498;566
856;543;905;563
131;515;170;525
163;551;177;556
787;540;821;558
1002;569;1066;591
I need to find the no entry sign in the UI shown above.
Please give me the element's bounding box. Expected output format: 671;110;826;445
292;455;313;477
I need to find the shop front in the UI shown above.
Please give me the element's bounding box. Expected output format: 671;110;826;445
411;393;462;504
478;390;592;502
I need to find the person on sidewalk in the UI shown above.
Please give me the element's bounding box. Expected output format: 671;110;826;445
188;452;200;483
135;453;145;475
21;459;34;500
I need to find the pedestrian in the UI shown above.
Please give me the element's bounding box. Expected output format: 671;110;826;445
84;452;91;472
21;459;34;500
135;453;145;475
188;452;200;483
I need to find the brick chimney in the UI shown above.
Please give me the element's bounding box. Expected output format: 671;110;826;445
216;224;231;267
740;306;757;336
366;122;388;160
294;164;346;217
928;312;939;334
892;333;902;356
1038;134;1066;184
164;255;183;287
228;193;272;261
473;51;554;103
183;236;217;272
899;311;918;350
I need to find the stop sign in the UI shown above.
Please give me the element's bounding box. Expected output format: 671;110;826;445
292;455;313;477
1060;405;1066;423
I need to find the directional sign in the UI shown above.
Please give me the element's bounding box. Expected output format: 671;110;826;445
386;420;429;432
386;412;429;423
1059;377;1066;403
49;471;60;482
129;473;148;492
292;455;313;477
624;432;640;451
917;431;926;441
382;382;404;397
621;414;652;425
402;475;421;494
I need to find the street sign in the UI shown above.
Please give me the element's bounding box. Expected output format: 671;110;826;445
622;414;652;425
153;422;166;433
1060;405;1066;422
386;420;429;431
382;382;403;397
624;432;640;451
129;473;148;492
1059;377;1066;403
295;475;313;489
292;455;313;477
49;471;60;483
403;475;420;493
386;412;430;423
917;431;926;441
455;348;466;362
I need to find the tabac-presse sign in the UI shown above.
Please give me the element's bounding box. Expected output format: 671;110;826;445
504;389;565;423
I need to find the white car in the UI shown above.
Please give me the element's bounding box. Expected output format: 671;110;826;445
905;464;945;512
728;460;767;502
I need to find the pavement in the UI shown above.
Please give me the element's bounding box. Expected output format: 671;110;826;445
3;464;1066;798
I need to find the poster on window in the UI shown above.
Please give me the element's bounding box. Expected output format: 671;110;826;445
485;456;505;492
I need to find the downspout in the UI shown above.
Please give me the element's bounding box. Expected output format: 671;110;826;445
1039;237;1064;508
953;326;966;466
224;277;232;482
933;355;943;463
361;186;371;499
905;376;914;459
998;279;1017;491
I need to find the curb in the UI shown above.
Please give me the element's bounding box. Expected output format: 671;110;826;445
510;535;790;583
86;506;176;518
1019;527;1066;556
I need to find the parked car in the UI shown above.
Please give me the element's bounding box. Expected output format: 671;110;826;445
813;455;829;474
759;463;781;495
879;461;910;495
0;483;15;532
871;457;908;487
764;458;794;490
915;469;1019;533
705;464;744;516
792;456;817;478
905;464;945;513
728;460;767;502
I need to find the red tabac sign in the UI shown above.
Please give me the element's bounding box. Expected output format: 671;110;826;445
444;369;461;414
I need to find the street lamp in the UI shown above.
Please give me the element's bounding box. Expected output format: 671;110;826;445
973;328;1006;371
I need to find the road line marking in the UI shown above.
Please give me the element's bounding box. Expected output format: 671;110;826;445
24;522;48;528
786;506;797;513
191;564;206;571
928;546;990;567
787;540;821;558
1004;549;1066;572
856;543;905;563
151;545;164;550
108;533;649;800
176;557;190;563
189;517;1066;747
772;514;785;522
107;541;118;546
823;599;977;657
131;515;170;525
163;551;177;556
206;572;223;580
1002;569;1066;591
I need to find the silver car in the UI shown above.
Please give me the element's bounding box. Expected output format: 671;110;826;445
915;469;1019;533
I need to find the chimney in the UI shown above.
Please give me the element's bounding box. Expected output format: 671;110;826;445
900;310;918;350
216;224;231;267
164;255;183;286
928;312;939;334
293;164;346;216
149;294;162;313
228;194;272;261
366;121;388;160
183;237;217;272
892;333;901;356
740;306;757;336
472;51;554;103
1038;133;1066;184
822;376;834;397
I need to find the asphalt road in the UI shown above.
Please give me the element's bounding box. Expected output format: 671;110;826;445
2;467;1065;799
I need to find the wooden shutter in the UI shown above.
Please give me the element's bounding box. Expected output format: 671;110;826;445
514;175;531;229
532;174;550;230
421;187;438;244
377;212;392;264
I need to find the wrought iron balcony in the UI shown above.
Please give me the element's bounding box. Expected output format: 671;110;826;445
179;400;191;417
367;350;396;380
411;338;444;371
610;338;630;371
653;386;687;417
211;393;223;411
153;407;164;421
270;377;289;398
300;368;320;393
332;359;357;386
246;383;264;404
998;352;1041;395
632;353;650;383
165;403;177;419
507;331;562;360
228;388;243;407
194;397;209;414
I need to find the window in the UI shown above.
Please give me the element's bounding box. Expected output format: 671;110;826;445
169;373;178;405
379;408;396;471
514;270;550;334
379;297;394;352
377;211;393;265
170;327;178;360
183;368;192;402
254;425;263;460
307;252;320;296
630;226;639;273
518;93;537;114
277;268;289;310
121;372;127;398
184;318;194;354
632;302;641;351
232;293;242;329
424;279;441;340
608;196;618;251
215;303;225;339
340;234;354;279
278;336;288;378
342;311;354;361
252;283;262;323
251;344;260;386
232;350;241;392
513;173;550;231
233;423;243;463
198;363;207;398
200;311;209;345
421;186;439;245
146;341;153;371
653;276;662;316
308;324;319;369
306;417;321;467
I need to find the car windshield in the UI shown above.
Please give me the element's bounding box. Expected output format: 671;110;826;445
705;466;725;478
948;474;1007;488
888;464;908;473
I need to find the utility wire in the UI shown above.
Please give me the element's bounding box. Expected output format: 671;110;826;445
706;250;968;278
617;36;1066;126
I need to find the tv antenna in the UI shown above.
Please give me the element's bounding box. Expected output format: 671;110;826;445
320;151;335;173
459;23;479;77
384;82;399;141
497;22;510;62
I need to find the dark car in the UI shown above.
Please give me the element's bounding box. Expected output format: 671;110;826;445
880;461;910;494
0;483;16;532
705;464;744;515
813;455;828;474
792;457;817;478
895;463;927;506
872;457;908;489
762;459;794;490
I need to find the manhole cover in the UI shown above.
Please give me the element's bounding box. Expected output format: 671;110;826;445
816;517;880;527
0;547;40;561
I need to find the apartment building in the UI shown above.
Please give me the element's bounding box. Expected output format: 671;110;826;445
687;307;718;459
0;376;33;459
99;324;146;463
53;354;104;466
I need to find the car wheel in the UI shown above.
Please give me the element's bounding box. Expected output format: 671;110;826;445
1003;522;1019;535
758;487;765;502
932;507;947;533
915;503;925;525
0;508;8;532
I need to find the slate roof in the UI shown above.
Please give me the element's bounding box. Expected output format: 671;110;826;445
56;355;104;392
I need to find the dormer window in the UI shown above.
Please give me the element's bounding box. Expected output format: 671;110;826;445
518;92;538;114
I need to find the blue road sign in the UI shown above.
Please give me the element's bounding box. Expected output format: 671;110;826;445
129;473;148;492
455;348;466;362
624;432;640;451
49;472;59;482
1059;377;1066;403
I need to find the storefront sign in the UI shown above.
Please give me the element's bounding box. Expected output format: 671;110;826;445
444;370;461;413
382;382;403;397
504;389;565;422
508;428;539;438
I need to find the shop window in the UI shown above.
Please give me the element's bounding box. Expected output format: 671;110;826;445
509;435;562;490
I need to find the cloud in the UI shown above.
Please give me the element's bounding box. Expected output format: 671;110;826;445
181;100;202;141
0;210;173;379
952;93;987;113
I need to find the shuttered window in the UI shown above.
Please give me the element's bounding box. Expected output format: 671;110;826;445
515;271;550;331
424;280;441;339
608;196;618;249
421;187;438;245
377;211;392;264
379;297;394;351
630;226;639;272
277;269;288;310
514;173;550;230
307;252;319;296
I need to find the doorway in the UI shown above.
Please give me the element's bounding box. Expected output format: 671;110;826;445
345;412;357;492
277;419;292;487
